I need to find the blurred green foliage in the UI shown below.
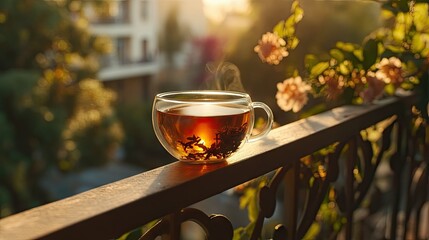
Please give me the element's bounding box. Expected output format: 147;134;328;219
116;102;173;169
0;0;122;216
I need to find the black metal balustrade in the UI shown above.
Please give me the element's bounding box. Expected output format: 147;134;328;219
0;93;427;240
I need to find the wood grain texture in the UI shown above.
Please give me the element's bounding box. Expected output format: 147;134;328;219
0;94;415;240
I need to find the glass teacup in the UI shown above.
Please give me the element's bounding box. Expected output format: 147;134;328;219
152;90;273;164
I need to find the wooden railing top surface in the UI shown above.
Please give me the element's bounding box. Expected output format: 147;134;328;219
0;94;415;240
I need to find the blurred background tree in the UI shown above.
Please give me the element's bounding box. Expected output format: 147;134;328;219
0;0;123;217
158;4;188;68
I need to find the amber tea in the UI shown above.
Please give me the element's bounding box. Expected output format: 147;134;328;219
157;104;251;163
153;90;273;164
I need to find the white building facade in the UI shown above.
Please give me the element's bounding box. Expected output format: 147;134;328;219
84;0;210;101
84;0;160;102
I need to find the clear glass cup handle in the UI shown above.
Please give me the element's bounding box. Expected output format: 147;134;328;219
248;102;274;142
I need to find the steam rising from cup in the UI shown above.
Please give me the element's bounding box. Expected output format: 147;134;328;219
203;62;246;92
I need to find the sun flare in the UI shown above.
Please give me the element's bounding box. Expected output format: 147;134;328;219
202;0;249;23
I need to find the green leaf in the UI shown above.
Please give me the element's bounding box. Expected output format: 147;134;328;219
339;63;350;75
422;44;429;57
239;187;256;209
238;182;264;224
233;222;256;240
304;54;319;69
412;34;424;53
273;20;285;38
285;14;296;28
362;39;378;70
233;227;246;240
309;176;315;187
413;3;429;31
291;0;304;23
401;82;414;90
291;69;300;77
378;42;386;57
330;49;344;62
291;0;300;12
116;228;142;240
384;83;396;95
310;62;329;76
385;44;404;53
381;9;395;20
336;42;356;52
412;33;429;54
393;12;413;41
303;222;321;239
248;190;259;222
289;37;299;49
393;23;405;41
275;0;303;39
293;7;304;23
408;75;420;85
284;24;295;36
353;49;363;61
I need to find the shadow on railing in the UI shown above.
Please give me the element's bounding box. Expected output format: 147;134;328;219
0;93;427;240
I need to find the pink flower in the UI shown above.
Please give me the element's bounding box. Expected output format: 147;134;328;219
359;71;386;103
318;69;345;100
349;70;366;89
375;57;405;87
254;32;289;65
276;76;311;112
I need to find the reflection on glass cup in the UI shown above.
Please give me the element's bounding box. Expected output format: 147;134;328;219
152;90;273;164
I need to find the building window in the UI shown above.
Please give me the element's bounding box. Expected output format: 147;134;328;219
116;37;131;65
84;0;130;24
141;39;149;62
99;37;131;68
141;0;149;21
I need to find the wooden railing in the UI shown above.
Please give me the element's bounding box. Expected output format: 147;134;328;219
0;93;427;240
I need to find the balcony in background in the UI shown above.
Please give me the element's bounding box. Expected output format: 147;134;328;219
84;0;130;25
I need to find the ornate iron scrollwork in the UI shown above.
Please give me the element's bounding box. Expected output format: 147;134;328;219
139;208;233;240
250;166;290;240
